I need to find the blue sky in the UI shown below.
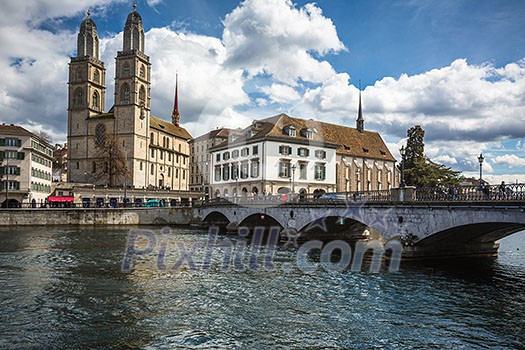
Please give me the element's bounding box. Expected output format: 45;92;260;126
1;0;525;183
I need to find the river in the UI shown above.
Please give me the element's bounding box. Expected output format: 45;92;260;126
0;226;524;349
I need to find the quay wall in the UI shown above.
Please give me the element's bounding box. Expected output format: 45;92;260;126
0;207;193;226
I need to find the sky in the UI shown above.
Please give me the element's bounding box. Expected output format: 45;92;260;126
1;0;525;184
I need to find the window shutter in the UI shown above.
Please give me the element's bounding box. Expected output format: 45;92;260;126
17;152;25;160
16;167;21;175
288;146;292;155
279;146;283;154
16;139;22;147
306;149;310;157
0;151;4;159
323;166;326;180
0;139;4;146
16;182;20;190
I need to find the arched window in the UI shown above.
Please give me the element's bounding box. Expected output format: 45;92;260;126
92;161;97;173
133;28;140;51
139;85;146;104
74;87;84;107
122;62;130;77
139;64;145;78
120;83;130;104
150;132;154;145
151;164;154;176
93;69;100;84
76;67;83;81
92;91;99;109
95;123;106;146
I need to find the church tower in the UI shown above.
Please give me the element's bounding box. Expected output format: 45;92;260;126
67;10;106;182
172;75;181;127
114;3;151;188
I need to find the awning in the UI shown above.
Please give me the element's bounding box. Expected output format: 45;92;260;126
47;196;74;203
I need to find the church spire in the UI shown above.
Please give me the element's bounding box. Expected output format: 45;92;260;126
356;80;364;132
172;74;181;127
77;9;99;59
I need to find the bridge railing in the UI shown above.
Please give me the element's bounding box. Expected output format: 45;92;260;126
414;183;525;202
200;183;525;207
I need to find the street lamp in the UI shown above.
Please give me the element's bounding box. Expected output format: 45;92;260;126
399;146;406;188
478;153;484;187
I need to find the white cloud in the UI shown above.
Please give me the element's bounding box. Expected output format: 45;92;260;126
492;154;525;167
222;0;345;85
261;83;300;103
147;0;162;7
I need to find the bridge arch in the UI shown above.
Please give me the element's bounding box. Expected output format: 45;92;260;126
239;213;282;229
299;215;370;241
203;211;231;226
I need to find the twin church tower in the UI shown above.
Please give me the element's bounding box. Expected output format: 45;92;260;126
67;5;191;190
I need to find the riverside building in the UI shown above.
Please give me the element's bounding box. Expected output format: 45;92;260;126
0;124;54;207
209;94;398;197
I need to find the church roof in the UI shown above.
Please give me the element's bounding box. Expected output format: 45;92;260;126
212;113;396;162
150;115;192;140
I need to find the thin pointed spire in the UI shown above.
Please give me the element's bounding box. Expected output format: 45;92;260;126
172;74;181;127
356;80;364;132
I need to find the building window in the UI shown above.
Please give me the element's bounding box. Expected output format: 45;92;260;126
92;91;99;109
74;87;84;107
139;64;145;78
252;145;258;155
76;67;83;81
76;162;80;170
279;145;292;156
297;147;309;157
139;85;146;104
299;162;307;180
2;138;21;147
215;166;221;182
250;161;259;178
120;83;130;104
223;152;230;161
279;160;291;178
95;123;106;146
93;69;100;83
241;148;249;157
315;150;326;159
122;62;131;77
151;164;154;175
150;132;154;145
231;163;239;179
315;163;326;181
216;154;220;162
222;164;230;181
240;162;249;179
285;126;296;137
232;149;239;158
140;162;143;171
151;148;155;158
306;130;313;139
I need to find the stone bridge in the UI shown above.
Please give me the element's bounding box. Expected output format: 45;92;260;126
194;197;525;259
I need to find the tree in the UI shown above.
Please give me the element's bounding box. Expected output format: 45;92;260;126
93;135;130;187
401;125;460;187
36;131;53;144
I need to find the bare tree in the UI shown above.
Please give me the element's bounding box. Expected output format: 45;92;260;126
94;134;130;187
36;130;53;144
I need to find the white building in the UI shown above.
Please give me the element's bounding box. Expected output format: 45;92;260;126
209;113;398;198
0;124;54;207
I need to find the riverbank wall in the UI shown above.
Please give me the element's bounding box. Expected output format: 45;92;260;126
0;207;194;226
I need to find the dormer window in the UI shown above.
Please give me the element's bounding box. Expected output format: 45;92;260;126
284;125;296;137
306;130;313;139
228;134;236;143
247;129;255;138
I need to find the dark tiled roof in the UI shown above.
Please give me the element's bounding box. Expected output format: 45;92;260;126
191;128;242;143
150;116;192;140
0;124;53;148
212;113;396;161
0;124;33;137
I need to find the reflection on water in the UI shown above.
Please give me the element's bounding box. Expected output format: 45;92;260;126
0;227;524;349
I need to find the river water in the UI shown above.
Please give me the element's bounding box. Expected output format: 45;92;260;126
0;226;524;349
